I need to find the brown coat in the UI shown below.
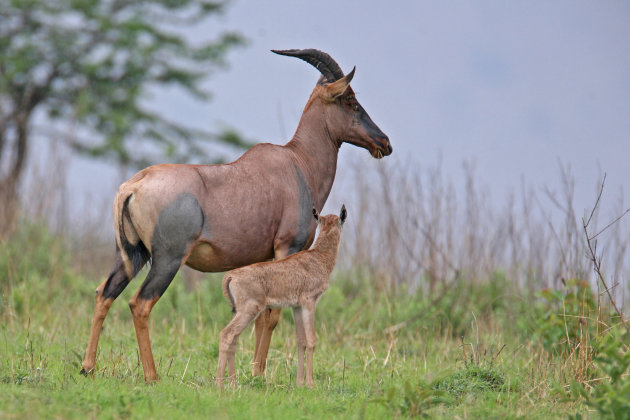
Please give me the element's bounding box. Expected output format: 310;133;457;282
217;207;346;388
81;49;390;383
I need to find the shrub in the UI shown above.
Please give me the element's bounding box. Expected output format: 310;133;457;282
567;332;630;419
371;379;452;418
531;279;597;355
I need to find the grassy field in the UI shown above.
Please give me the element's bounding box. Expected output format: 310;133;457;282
0;222;627;419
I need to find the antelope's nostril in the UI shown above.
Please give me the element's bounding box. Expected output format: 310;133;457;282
387;143;393;154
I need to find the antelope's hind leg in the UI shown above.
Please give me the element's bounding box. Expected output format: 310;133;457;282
129;192;205;382
81;247;146;375
128;256;182;382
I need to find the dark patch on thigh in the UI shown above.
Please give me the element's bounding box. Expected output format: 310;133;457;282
151;192;205;258
288;165;314;255
140;193;205;300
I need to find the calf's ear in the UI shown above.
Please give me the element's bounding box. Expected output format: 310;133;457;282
339;204;347;226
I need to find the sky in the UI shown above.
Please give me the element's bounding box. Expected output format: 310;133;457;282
57;0;630;225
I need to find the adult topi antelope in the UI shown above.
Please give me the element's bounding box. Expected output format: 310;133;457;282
80;49;392;382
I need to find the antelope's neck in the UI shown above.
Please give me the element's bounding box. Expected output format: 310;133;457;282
312;231;341;272
286;106;339;210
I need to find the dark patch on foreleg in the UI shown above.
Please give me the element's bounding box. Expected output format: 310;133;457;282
288;165;315;255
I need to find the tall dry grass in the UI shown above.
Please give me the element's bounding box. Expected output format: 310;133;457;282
17;140;117;278
9;145;630;313
333;157;629;308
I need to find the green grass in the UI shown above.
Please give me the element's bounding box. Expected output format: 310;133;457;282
0;223;599;419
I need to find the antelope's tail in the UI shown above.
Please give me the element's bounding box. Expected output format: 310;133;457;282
114;192;150;279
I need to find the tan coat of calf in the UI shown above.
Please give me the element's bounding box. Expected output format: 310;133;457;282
216;206;347;388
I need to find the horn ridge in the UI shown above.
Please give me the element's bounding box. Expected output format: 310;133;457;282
271;49;345;82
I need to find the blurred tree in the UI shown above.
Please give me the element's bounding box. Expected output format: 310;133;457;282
0;0;248;234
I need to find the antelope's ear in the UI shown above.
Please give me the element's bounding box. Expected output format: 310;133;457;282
312;207;319;222
339;204;347;226
324;67;355;99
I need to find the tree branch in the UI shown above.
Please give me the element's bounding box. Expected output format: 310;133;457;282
582;174;630;338
10;111;30;183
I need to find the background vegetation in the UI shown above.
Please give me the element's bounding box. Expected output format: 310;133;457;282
1;1;629;418
1;158;629;419
0;0;248;235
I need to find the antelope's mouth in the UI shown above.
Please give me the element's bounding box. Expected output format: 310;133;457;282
370;141;392;159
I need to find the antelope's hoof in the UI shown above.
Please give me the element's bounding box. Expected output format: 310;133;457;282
251;365;265;377
79;367;93;376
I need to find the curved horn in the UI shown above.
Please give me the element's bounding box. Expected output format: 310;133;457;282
271;49;345;82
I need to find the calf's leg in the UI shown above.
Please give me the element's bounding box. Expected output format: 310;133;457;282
301;306;317;388
218;300;263;388
292;307;307;386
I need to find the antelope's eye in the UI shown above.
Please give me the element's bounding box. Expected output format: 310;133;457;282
353;104;359;111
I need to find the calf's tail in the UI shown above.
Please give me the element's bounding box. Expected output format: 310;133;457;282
223;275;236;314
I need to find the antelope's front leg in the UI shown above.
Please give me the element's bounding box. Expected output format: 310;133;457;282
252;246;289;376
252;308;282;376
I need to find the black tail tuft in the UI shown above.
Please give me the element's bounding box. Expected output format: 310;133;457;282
120;195;151;276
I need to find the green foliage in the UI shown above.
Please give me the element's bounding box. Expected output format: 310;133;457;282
0;220;581;419
428;270;513;337
566;332;630;419
1;221;70;297
371;379;452;418
531;279;598;354
0;0;248;184
434;365;506;397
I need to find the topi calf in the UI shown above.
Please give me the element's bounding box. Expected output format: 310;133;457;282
216;205;347;388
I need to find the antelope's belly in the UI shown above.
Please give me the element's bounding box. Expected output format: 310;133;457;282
185;241;273;272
